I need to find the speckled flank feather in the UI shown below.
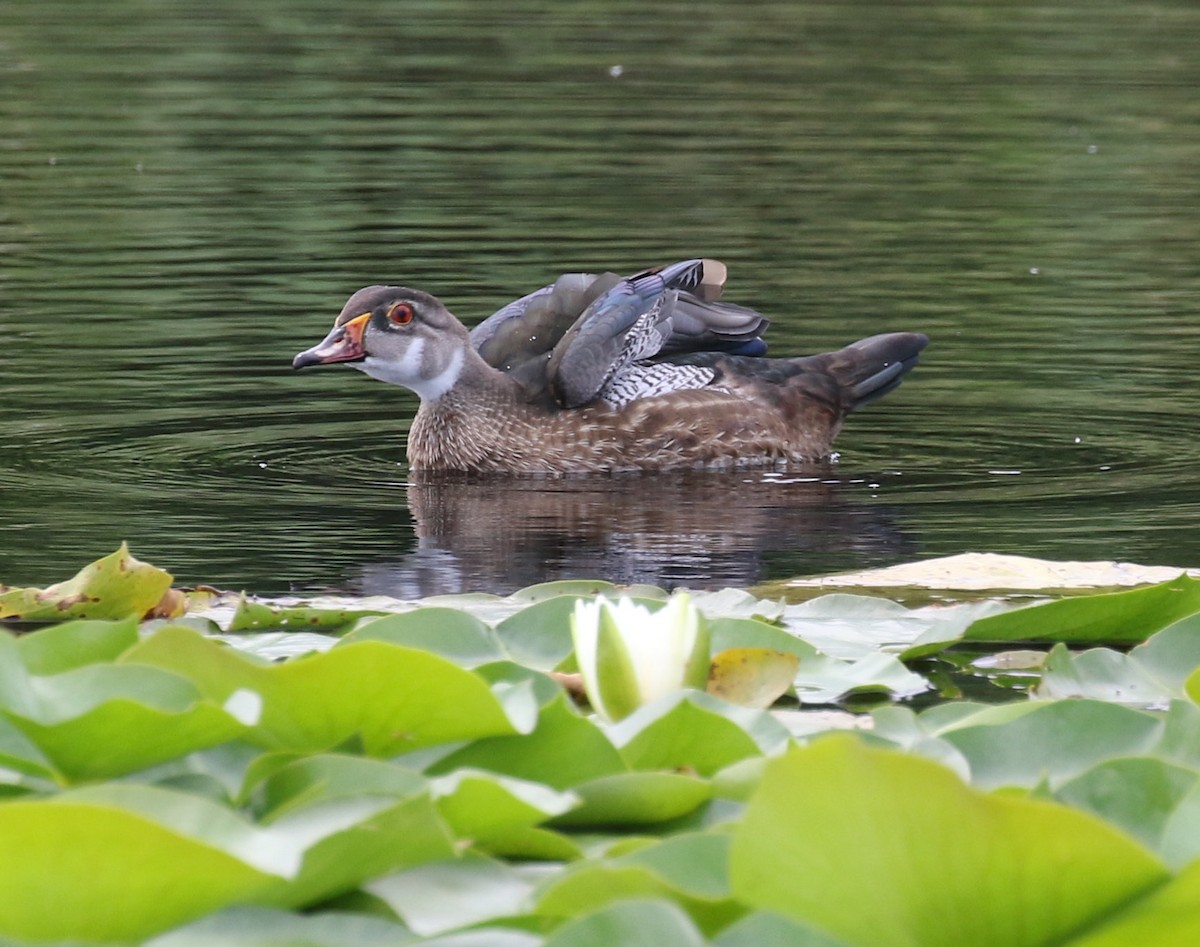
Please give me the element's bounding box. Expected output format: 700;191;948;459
293;259;928;475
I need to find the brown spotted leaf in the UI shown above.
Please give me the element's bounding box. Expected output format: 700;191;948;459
0;544;173;623
707;647;800;709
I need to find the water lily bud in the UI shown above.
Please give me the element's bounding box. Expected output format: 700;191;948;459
570;593;711;722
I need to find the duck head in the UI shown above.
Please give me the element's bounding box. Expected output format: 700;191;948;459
293;286;468;401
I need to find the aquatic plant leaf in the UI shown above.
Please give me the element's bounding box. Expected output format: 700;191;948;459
123;625;534;754
495;596;586;669
426;693;626;790
792;650;929;704
0;714;56;781
0;543;172;622
707;647;800;708
1036;642;1178;705
1056;757;1200;863
550;771;711;827
1064;860;1200;947
780;593;997;661
247;753;427;820
269;790;456;907
344;607;506;666
0;639;246;781
510;579;625;602
0;792;283;942
932;699;1164;789
708;616;815;658
966;574;1200;644
14;616;139;673
542;898;706;947
1134;613;1200;689
536;834;743;935
142;906;414;947
224;597;384;633
609;692;788;776
433;768;579;845
366;852;538;936
712;910;854;947
730;736;1167;947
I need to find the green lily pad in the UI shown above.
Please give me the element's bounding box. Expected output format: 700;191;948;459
124;625;536;754
143;906;415;947
495;597;584;670
1056;757;1200;862
0;544;173;623
246;753;428;820
536;834;743;935
966;574;1200;644
510;580;627;603
14;616;139;673
730;736;1167;947
0;790;283;942
1036;643;1178;705
0;646;247;782
713;911;854;946
609;692;789;777
933;700;1164;789
428;693;626;790
345;608;506;666
433;768;579;845
224;597;384;634
781;594;996;661
793;650;929;704
550;771;712;827
1065;860;1200;947
366;853;538;936
543;898;706;947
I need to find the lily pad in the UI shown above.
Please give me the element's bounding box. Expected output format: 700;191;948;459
730;736;1167;947
0;790;283;942
933;699;1164;789
345;608;506;666
143;906;414;947
550;771;712;827
536;832;742;935
609;692;789;776
543;898;706;947
224;597;384;634
0;544;172;623
123;626;536;754
966;574;1200;644
707;647;800;709
427;693;627;790
366;853;537;936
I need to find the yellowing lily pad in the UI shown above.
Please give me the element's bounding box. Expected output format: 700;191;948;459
707;648;800;709
0;544;173;622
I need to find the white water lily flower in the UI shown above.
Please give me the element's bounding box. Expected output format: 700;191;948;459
570;593;711;722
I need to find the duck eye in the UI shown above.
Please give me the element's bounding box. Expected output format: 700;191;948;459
386;302;414;325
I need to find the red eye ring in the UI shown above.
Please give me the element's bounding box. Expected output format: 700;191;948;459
386;302;414;325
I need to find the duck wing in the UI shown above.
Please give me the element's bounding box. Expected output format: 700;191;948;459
470;259;768;408
549;259;769;408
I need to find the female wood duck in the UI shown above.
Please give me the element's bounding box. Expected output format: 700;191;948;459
293;259;927;474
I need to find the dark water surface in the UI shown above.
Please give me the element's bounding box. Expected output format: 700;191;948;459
3;1;1199;595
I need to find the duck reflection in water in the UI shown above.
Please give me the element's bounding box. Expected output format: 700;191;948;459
340;472;917;598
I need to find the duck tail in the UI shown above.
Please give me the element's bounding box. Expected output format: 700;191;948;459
832;332;929;411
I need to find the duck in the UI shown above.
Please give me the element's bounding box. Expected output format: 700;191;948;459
292;258;927;475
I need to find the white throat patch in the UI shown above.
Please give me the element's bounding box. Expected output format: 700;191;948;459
358;339;465;402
